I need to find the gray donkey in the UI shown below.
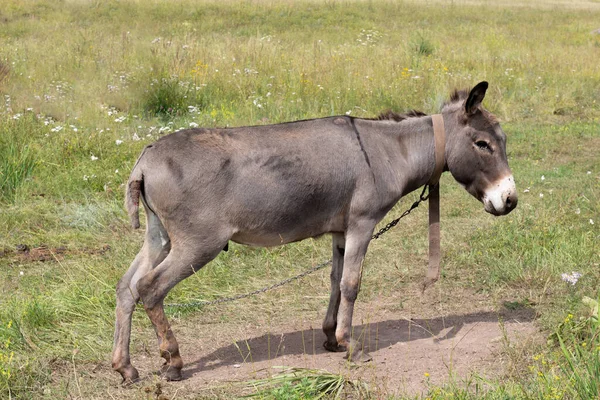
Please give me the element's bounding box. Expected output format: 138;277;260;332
112;81;517;383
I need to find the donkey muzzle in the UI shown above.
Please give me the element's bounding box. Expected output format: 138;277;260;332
482;175;518;216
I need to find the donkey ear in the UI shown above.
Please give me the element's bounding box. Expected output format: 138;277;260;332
465;81;488;115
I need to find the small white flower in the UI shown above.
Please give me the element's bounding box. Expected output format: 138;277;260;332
90;155;98;161
561;272;582;285
587;171;591;175
541;175;545;181
19;271;24;276
83;175;89;181
590;219;595;225
539;193;544;198
523;187;530;193
345;110;351;115
115;139;123;145
132;133;141;141
575;208;581;215
115;169;119;174
189;122;199;128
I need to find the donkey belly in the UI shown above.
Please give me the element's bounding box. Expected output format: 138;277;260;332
230;212;345;247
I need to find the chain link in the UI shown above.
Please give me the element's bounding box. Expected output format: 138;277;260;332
165;184;431;308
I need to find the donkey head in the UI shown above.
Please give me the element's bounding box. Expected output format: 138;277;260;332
444;82;517;216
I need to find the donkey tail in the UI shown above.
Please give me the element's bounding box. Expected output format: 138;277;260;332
125;147;149;229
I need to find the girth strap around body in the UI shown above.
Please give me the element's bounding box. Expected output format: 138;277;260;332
422;114;445;292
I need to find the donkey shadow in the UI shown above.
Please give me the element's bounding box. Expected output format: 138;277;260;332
183;307;535;379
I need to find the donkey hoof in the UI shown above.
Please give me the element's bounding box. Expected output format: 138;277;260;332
323;340;346;353
119;366;140;386
160;365;183;381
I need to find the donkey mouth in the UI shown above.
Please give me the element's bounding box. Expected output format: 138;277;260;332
482;175;518;216
483;199;511;216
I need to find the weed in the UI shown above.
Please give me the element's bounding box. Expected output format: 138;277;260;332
0;117;38;202
243;367;370;399
411;33;435;57
140;73;190;120
0;62;9;89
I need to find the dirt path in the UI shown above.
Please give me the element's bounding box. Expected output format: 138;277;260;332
120;306;538;398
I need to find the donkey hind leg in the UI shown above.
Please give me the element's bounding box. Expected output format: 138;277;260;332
136;235;227;381
112;212;171;384
335;220;376;363
323;233;346;352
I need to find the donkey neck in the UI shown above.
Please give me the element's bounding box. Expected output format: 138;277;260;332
382;115;441;196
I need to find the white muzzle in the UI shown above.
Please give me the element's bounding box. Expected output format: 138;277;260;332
482;175;517;215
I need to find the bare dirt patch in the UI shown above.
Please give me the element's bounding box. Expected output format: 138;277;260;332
117;304;539;398
0;244;111;262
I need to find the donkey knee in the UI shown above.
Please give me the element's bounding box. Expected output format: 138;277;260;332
136;273;161;308
340;280;359;302
116;278;137;307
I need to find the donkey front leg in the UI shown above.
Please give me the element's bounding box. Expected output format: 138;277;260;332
335;222;375;363
323;233;345;352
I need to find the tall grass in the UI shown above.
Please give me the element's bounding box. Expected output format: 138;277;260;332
0;116;38;202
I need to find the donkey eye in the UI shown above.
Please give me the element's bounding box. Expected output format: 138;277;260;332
475;141;491;151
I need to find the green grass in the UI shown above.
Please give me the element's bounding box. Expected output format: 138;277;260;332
242;367;370;399
0;0;599;398
0;116;39;202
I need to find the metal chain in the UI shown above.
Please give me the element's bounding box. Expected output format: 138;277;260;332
165;184;431;309
165;258;333;309
371;184;430;240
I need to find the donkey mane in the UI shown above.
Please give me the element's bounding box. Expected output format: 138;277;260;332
374;109;426;122
374;87;471;122
371;86;497;123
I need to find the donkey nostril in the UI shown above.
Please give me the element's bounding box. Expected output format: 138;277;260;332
505;193;518;210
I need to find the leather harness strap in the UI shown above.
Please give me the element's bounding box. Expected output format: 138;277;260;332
429;114;446;186
422;114;446;292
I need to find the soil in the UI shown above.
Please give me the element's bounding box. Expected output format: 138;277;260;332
1;244;111;262
121;302;539;398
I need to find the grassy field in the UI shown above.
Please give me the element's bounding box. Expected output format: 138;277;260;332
1;0;599;398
